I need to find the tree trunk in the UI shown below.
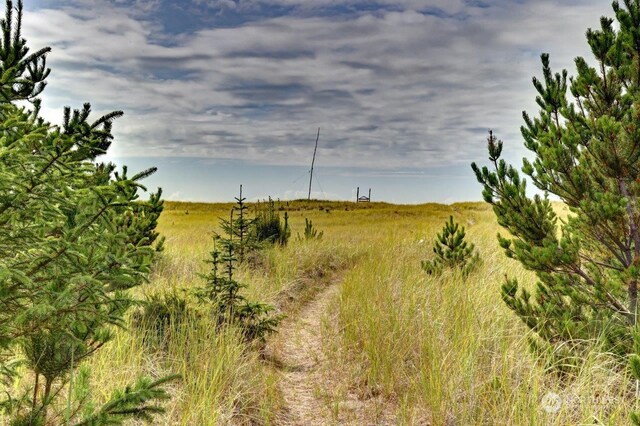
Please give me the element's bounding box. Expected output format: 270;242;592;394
621;179;640;324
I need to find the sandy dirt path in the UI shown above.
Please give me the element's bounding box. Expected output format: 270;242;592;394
266;279;396;426
268;282;338;425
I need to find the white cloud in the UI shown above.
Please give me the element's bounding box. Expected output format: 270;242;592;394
22;0;611;169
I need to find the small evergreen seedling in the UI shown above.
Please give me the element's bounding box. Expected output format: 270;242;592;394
197;219;283;342
197;240;283;342
421;216;479;276
298;218;323;241
218;185;256;263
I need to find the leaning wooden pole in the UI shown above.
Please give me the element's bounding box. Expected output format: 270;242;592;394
308;127;320;200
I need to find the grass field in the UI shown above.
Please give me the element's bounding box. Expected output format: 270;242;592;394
87;200;635;425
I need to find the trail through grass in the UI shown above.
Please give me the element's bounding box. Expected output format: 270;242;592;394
73;200;638;425
266;273;396;425
267;281;340;425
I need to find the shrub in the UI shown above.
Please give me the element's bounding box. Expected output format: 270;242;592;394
253;197;290;246
471;0;640;373
421;215;479;276
0;1;175;422
132;292;193;349
298;217;323;241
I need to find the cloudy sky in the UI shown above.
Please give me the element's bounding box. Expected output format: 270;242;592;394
22;0;611;203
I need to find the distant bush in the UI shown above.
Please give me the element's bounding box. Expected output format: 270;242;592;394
421;216;480;276
253;197;290;246
298;218;323;241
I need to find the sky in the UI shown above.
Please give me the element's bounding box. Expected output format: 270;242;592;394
21;0;612;203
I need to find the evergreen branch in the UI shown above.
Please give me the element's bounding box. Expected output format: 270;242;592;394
74;375;179;426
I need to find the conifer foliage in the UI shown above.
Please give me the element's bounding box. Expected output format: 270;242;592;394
472;0;640;360
298;218;323;241
0;0;49;102
197;230;282;343
196;242;283;342
0;1;173;424
196;187;285;342
253;197;290;246
421;215;479;276
218;185;256;263
114;166;165;252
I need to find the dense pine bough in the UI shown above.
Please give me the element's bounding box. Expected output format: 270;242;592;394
0;0;174;424
472;0;640;362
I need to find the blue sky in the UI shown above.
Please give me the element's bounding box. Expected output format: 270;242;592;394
22;0;611;203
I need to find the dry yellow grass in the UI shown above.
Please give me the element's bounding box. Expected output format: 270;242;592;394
81;200;636;425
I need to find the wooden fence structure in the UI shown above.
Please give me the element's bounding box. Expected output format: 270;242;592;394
356;187;371;203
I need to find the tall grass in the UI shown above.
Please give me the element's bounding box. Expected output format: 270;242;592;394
81;200;360;424
331;203;635;425
68;200;637;425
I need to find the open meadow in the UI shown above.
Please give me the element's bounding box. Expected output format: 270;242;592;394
6;0;640;424
83;200;635;425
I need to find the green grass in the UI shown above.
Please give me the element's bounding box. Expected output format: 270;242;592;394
79;200;636;425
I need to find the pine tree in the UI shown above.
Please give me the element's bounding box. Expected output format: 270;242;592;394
114;165;165;252
0;1;174;423
218;185;256;263
195;191;286;342
298;217;323;241
471;1;640;360
196;235;282;343
0;0;49;102
421;215;479;276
